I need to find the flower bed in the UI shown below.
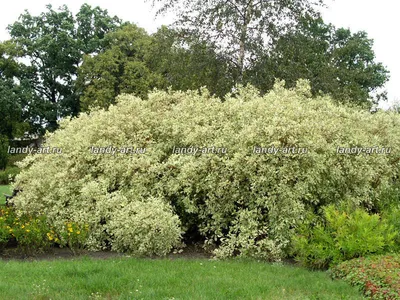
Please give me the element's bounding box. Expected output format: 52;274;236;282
330;254;400;299
0;207;88;255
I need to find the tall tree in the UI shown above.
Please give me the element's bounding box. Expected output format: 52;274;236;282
147;26;235;99
77;23;158;111
247;15;389;107
148;0;325;84
1;41;32;169
78;25;234;111
6;4;122;131
0;41;31;139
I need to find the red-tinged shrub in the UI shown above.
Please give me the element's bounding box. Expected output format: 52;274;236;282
330;254;400;299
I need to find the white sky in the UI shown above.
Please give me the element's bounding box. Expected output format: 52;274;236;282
0;0;398;108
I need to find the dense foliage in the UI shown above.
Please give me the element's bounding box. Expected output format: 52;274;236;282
0;3;390;144
292;204;397;269
330;254;400;299
77;23;157;111
10;82;400;258
0;206;88;255
107;196;182;256
5;4;122;132
149;0;325;82
249;15;389;107
78;25;234;111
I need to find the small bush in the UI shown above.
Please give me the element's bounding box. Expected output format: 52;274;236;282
0;206;94;255
107;196;182;256
0;207;17;252
54;221;90;254
0;207;53;255
11;214;53;255
292;204;397;269
381;207;400;251
0;209;12;252
330;254;400;299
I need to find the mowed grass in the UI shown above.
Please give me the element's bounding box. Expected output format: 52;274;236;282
0;257;364;300
0;182;363;299
0;185;12;205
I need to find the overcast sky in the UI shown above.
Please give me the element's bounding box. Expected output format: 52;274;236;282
0;0;398;108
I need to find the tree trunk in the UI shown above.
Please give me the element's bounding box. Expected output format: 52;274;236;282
238;26;246;84
238;0;253;84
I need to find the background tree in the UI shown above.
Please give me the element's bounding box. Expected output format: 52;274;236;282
0;41;29;139
78;25;235;111
148;0;325;84
77;23;158;111
0;41;31;169
6;4;122;132
245;15;389;108
147;26;235;99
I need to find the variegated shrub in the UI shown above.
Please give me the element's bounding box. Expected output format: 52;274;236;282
11;80;400;259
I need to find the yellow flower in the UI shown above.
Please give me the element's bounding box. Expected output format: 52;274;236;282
76;231;80;235
67;223;72;228
26;229;30;232
68;227;73;233
21;225;25;229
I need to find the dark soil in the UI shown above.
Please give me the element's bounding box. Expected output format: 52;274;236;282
0;242;297;265
0;244;213;262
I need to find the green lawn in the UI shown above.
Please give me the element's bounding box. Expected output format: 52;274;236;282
0;256;364;299
0;185;11;205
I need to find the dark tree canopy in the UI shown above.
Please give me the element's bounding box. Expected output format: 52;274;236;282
147;26;235;99
77;23;157;111
78;24;235;111
245;15;389;107
6;4;122;132
0;41;31;138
